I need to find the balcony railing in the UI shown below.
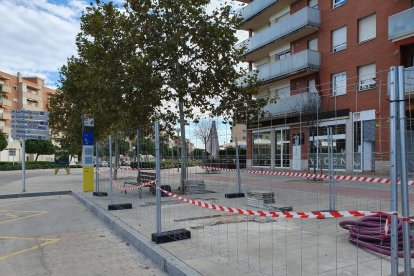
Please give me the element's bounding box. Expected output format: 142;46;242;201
24;104;42;111
0;125;11;134
24;91;43;102
389;7;414;41
1;84;11;93
238;7;320;56
0;112;11;120
0;98;12;107
256;50;320;83
239;0;277;24
262;92;320;117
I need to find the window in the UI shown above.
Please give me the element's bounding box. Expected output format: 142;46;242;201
308;38;318;51
358;14;376;43
309;0;318;8
308;80;317;93
333;0;347;9
358;63;376;91
332;26;347;53
276;50;291;61
332;72;346;96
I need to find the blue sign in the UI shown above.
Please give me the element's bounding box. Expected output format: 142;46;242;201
82;131;94;145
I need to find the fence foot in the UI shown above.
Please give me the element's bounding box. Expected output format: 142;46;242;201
93;192;108;197
108;203;132;210
151;229;191;244
225;192;245;198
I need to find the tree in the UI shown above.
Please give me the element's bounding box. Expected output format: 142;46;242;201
51;0;261;192
194;120;212;161
49;1;162;155
25;140;55;161
299;93;323;176
0;132;7;152
124;0;260;190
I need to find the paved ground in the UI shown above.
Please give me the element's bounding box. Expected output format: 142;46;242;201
0;168;83;195
1;167;412;275
0;195;166;276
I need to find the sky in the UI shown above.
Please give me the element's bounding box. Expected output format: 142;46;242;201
0;0;246;145
0;0;247;89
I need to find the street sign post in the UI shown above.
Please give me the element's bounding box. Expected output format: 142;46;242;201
11;109;50;192
82;114;95;192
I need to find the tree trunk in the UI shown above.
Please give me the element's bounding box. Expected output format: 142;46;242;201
179;98;187;192
35;153;39;162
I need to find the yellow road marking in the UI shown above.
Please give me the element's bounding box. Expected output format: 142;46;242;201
0;198;50;207
0;211;48;225
0;236;60;261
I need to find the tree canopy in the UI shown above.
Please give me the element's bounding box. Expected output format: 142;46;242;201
25;140;55;161
0;132;7;152
49;0;260;163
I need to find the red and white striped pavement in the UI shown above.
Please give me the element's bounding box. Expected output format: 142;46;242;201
202;166;414;186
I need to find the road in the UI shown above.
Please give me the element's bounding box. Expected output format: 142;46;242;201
0;168;83;195
0;195;166;276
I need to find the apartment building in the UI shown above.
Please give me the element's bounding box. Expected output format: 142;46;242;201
237;0;414;173
0;71;56;161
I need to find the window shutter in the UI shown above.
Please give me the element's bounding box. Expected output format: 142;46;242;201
332;26;347;52
358;63;376;90
359;14;376;42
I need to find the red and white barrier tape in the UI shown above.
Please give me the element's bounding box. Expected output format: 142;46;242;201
112;180;156;191
149;184;392;219
202;166;414;186
96;170;155;191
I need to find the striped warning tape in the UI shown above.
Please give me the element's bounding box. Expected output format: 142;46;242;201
202;166;414;186
112;179;155;191
151;183;414;222
96;170;155;191
151;184;389;219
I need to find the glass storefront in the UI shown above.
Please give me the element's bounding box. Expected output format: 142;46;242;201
275;129;290;168
252;131;271;166
309;124;346;170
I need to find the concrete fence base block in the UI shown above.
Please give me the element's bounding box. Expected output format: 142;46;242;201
108;203;132;210
151;229;191;244
72;192;201;276
225;192;245;198
93;191;108;197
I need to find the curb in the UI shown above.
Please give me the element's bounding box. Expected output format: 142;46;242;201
72;191;201;276
0;191;72;199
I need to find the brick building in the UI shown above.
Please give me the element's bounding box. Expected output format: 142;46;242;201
236;0;414;173
0;71;56;161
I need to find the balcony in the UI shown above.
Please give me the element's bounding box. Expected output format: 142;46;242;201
0;125;11;134
24;104;42;111
238;7;320;61
389;7;414;41
1;84;11;94
263;92;320;117
238;0;295;30
0;112;11;120
24;91;43;102
0;97;12;107
253;50;320;84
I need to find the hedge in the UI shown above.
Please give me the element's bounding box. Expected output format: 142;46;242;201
0;161;82;171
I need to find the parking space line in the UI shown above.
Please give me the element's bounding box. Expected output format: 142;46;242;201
0;198;50;207
0;236;60;261
0;211;48;225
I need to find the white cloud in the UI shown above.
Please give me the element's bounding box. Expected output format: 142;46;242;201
0;0;247;88
0;0;85;86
